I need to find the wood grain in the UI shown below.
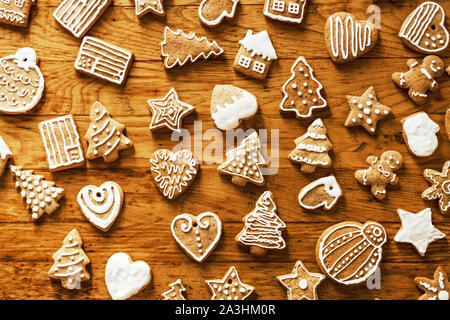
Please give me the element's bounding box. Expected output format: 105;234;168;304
0;0;448;300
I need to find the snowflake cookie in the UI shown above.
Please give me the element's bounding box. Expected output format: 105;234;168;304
422;161;450;215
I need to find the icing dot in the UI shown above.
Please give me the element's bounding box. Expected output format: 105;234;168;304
299;279;308;290
303;82;308;87
363;108;371;115
438;290;449;300
292;83;297;89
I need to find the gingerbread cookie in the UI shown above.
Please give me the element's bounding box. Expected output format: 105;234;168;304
288;119;332;173
171;212;222;262
422;161;450;215
0;135;12;176
401;112;439;157
150;149;199;200
325;12;378;64
236;191;286;256
264;0;308;24
447;66;450;76
394;208;445;256
105;252;151;300
48;229;91;290
147;88;195;132
161;279;186;300
392;56;445;105
199;0;239;27
445;108;450;141
77;181;123;232
0;0;35;27
280;56;327;119
355;150;403;200
85;102;133;163
161;27;224;69
218;132;267;186
53;0;112;38
206;266;254;300
345;86;391;135
399;2;449;54
298;175;342;211
0;47;44;114
211;85;258;130
316;221;387;285
234;30;277;80
415;266;449;300
39;115;85;171
75;36;134;85
11;165;64;221
135;0;164;18
277;261;325;300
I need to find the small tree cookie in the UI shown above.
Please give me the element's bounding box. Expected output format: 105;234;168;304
422;161;450;215
289;119;332;173
48;229;91;290
161;279;187;300
85;102;133;163
354;150;403;200
392;55;445;105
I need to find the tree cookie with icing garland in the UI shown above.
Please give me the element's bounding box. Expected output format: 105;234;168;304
298;175;342;211
354;150;403;200
415;266;449;300
401;112;439;158
422;161;450;215
161;279;186;300
324;12;378;64
392;55;445;105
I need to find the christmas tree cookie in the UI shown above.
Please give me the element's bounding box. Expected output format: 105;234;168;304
289;119;332;173
11;166;64;221
280;57;327;119
48;229;91;290
218;132;267;186
161;279;186;300
85;102;133;163
236;191;286;256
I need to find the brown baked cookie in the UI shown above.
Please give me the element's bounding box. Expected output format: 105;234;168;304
0;135;12;176
298;175;342;211
415;266;449;300
324;12;378;64
392;55;445;105
354;150;403;200
199;0;239;27
401;112;439;158
445;108;450;141
0;0;35;27
422;161;450;216
264;0;308;24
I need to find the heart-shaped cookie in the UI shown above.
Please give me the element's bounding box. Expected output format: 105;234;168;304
105;252;151;300
399;2;449;54
77;181;123;232
150;149;199;200
325;12;378;63
171;212;222;262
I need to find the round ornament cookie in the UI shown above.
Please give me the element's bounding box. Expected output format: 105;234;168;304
0;47;44;114
316;221;387;285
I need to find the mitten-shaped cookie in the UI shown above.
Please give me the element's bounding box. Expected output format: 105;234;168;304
392;56;444;105
355;150;403;200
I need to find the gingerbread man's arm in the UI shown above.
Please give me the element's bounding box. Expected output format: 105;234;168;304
407;59;419;69
429;80;439;92
366;156;377;165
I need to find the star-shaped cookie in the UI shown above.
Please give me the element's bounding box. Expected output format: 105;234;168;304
344;86;391;134
394;208;446;256
422;161;450;215
415;266;449;300
277;261;325;300
148;88;195;132
206;266;254;300
134;0;164;18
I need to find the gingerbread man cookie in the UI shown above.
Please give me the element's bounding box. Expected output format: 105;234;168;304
422;161;450;215
355;150;403;200
392;55;445;105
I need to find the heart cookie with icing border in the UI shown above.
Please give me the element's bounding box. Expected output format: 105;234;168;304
171;212;222;262
77;181;123;232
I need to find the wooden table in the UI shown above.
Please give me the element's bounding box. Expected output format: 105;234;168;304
0;0;448;300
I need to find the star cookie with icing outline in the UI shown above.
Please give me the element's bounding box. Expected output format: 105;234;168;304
277;261;325;300
344;86;391;135
134;0;164;18
148;88;195;132
394;208;445;256
422;161;450;215
206;266;254;300
415;266;449;300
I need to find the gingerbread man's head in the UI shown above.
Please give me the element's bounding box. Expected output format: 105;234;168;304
381;151;403;171
422;55;445;78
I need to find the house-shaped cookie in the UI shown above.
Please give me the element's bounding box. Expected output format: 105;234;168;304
0;0;35;27
233;30;278;80
264;0;307;24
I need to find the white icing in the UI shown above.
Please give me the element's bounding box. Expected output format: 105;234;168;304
295;143;327;152
105;252;151;300
161;279;186;300
134;0;164;17
239;30;278;61
298;175;342;210
399;2;449;53
171;212;222;262
394;208;446;256
211;87;258;130
206;266;254;300
403;112;439;157
77;181;123;231
263;0;307;24
0;135;12;160
199;0;239;26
